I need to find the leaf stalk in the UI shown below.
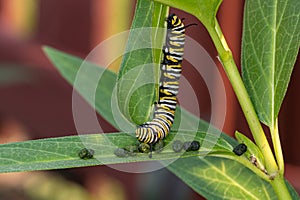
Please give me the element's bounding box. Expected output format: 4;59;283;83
270;119;284;174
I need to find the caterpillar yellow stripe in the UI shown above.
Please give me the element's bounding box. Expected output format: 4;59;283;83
135;14;195;156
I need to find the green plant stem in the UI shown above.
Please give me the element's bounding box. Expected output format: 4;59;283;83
270;175;292;200
271;119;284;174
207;21;278;174
204;20;291;200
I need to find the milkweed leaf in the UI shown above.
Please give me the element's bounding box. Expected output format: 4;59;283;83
241;0;300;126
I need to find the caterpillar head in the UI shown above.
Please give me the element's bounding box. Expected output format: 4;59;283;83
166;13;183;29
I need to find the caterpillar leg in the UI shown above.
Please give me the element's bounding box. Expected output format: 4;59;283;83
149;144;153;158
137;141;162;158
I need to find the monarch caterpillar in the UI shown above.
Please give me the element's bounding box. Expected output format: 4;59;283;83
233;143;247;156
135;14;195;157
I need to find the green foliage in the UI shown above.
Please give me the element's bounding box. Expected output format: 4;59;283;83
0;46;274;198
41;47;298;199
168;157;276;199
241;0;300;126
117;0;156;124
152;3;168;91
43;47;121;129
0;131;232;173
235;131;266;172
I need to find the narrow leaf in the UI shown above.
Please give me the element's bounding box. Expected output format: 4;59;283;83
43;46;122;129
235;131;266;173
286;180;300;200
242;0;300;126
117;0;156;124
0;131;234;173
152;3;168;98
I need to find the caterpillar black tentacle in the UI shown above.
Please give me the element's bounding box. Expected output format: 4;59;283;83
135;14;195;157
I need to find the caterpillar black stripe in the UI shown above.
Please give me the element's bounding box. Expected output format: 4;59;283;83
135;14;195;157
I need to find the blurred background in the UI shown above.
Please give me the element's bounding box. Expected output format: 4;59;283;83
0;0;299;199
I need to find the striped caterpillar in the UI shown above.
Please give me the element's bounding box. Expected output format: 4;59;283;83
135;14;195;157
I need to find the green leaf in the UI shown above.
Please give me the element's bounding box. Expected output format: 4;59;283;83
167;157;277;200
0;130;235;173
235;131;266;173
152;3;168;64
286;180;300;200
153;0;222;29
0;130;281;199
235;131;257;156
152;3;168;97
117;0;156;125
43;46;123;129
241;0;300;126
